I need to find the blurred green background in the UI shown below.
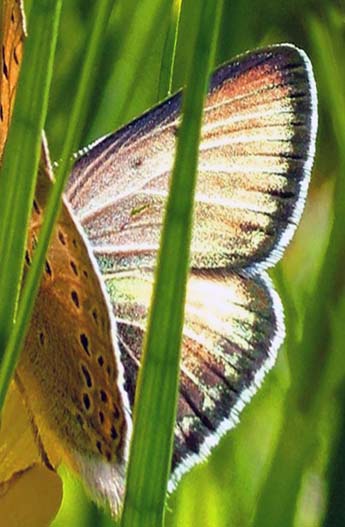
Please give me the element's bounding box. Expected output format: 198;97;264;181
32;0;345;525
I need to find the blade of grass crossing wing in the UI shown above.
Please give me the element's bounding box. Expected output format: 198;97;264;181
121;2;223;526
0;0;61;376
0;0;115;412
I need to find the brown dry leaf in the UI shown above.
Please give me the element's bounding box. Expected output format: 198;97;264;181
0;384;63;526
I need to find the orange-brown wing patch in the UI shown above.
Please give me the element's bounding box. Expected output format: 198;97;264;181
0;0;25;159
18;141;130;515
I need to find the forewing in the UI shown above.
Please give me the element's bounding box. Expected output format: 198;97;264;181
67;44;317;273
104;268;283;484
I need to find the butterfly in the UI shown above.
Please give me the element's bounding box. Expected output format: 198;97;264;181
0;0;317;519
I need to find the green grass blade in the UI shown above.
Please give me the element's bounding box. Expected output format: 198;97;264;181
157;0;182;99
89;0;171;136
0;0;61;362
0;0;115;411
322;293;345;527
253;11;345;527
120;2;223;526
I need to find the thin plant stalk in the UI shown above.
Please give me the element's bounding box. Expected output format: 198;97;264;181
0;0;61;387
157;0;183;99
120;2;223;526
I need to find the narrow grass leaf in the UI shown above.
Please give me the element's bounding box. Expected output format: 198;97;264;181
0;0;115;411
157;0;182;99
0;0;61;382
120;2;223;526
89;0;171;136
253;12;345;527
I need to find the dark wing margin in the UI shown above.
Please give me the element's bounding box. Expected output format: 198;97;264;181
169;271;284;489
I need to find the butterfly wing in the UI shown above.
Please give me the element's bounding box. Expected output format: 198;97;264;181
17;141;131;514
67;44;317;273
106;268;283;485
66;44;317;480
